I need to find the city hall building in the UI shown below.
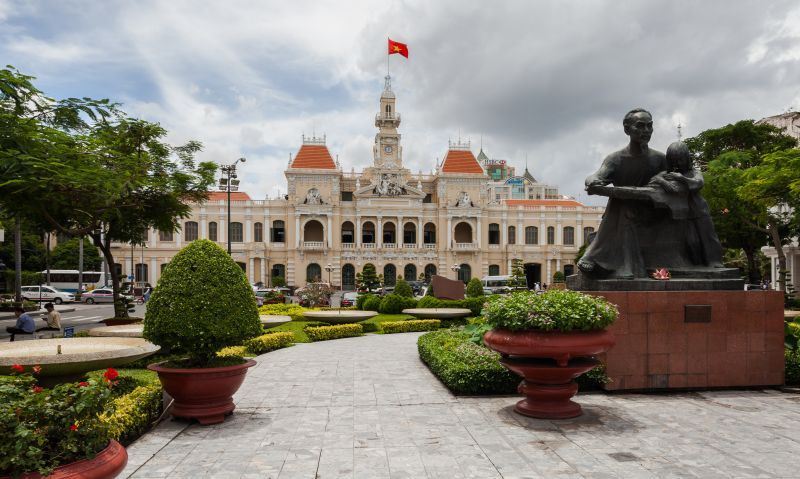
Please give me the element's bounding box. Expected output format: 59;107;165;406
111;77;604;289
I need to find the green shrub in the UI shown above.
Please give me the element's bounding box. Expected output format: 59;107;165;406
356;293;373;310
305;323;363;341
217;345;250;358
87;369;162;445
394;278;413;298
362;295;381;312
402;296;418;310
378;294;405;314
417;295;440;308
553;271;566;283
414;296;487;316
259;303;308;321
466;278;484;297
243;331;294;355
576;362;611;390
417;330;519;395
381;319;441;334
787;349;800;384
143;239;263;366
360;322;379;333
484;290;618;332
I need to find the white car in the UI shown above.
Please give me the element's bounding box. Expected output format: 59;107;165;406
20;285;75;304
81;287;134;304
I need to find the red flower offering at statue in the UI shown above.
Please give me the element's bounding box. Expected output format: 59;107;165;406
10;364;24;373
652;268;671;280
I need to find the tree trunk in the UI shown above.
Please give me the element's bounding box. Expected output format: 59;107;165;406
743;247;760;284
91;232;128;318
14;217;22;302
767;223;787;292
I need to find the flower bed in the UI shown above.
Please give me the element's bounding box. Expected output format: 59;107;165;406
87;368;163;444
304;324;363;341
483;290;618;331
381;319;441;334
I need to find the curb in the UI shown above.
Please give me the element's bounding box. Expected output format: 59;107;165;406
0;307;77;321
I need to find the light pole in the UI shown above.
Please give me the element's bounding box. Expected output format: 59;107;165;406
451;263;461;281
324;263;336;285
219;157;246;255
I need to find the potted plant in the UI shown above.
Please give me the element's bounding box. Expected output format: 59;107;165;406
0;365;127;479
143;240;262;425
482;290;618;419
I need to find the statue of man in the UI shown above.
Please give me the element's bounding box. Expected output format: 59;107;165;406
578;108;667;279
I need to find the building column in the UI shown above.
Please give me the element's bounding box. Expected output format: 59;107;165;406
576;220;583;246
245;219;252;243
397;215;403;245
261;257;267;285
417;216;423;249
540;220;546;245
295;214;301;248
476;217;481;247
501;220;507;245
556;257;561;274
264;214;271;247
377;217;383;248
249;257;255;283
507;258;512;275
356;216;362;248
327;214;333;247
447;217;452;249
176;221;183;248
150;257;158;284
201;219;207;240
556;222;563;245
546;260;552;284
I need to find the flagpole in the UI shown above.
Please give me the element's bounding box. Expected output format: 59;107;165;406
387;37;390;77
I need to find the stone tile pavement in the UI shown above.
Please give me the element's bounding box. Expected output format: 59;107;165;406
122;332;800;478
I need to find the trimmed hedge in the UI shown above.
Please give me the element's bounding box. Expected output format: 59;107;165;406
378;294;404;314
86;369;162;445
362;295;381;312
259;303;308;321
415;296;489;316
418;330;518;395
381;319;441;334
305;323;363;341
244;331;295;355
217;345;250;358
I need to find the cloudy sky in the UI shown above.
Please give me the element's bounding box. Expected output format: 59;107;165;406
2;1;799;204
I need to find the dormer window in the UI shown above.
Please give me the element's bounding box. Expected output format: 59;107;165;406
385;105;391;115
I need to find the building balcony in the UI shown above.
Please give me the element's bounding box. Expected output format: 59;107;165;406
362;243;376;249
453;242;478;250
423;243;436;250
303;241;325;250
382;243;397;249
403;243;417;249
341;243;355;249
269;242;286;249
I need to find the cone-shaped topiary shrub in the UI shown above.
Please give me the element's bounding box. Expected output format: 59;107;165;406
466;277;484;297
394;278;413;298
143;239;263;366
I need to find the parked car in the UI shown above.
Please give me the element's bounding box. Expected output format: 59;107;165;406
340;291;359;307
20;285;75;304
80;287;134;304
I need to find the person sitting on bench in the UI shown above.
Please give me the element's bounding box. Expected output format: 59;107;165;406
36;302;62;336
7;306;35;342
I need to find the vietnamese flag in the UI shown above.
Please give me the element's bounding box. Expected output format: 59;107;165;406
388;39;409;58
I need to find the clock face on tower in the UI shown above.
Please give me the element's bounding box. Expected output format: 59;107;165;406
384;145;393;153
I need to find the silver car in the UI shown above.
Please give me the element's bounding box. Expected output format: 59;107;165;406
81;288;133;304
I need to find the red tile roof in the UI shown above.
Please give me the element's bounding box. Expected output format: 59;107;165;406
441;150;484;174
207;192;252;201
290;145;336;169
504;199;584;207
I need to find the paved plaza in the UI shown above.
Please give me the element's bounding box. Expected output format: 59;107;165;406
122;333;800;478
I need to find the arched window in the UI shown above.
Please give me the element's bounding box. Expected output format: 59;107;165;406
159;230;174;242
458;263;471;284
303;220;324;242
362;221;375;244
404;264;417;281
547;226;555;245
423;223;436;244
342;264;356;290
525;226;538;245
383;264;397;286
385;104;391;115
184;221;198;241
254;222;263;243
454;222;472;243
488;223;500;245
383;222;396;244
341;221;355;244
424;264;437;282
488;264;500;276
306;263;322;282
403;222;416;245
508;225;516;245
208;222;218;241
230;222;244;243
583;226;595;245
271;264;285;282
563;226;575;246
271;220;285;243
135;263;148;283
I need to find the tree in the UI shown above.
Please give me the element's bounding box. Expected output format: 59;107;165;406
394;278;413;298
508;258;527;290
271;275;286;287
686;120;799;287
466;277;484;297
360;264;380;292
0;67;216;316
50;237;102;270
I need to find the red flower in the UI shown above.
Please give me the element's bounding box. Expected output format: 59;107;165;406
78;381;90;387
103;368;119;382
10;364;24;374
70;424;78;431
32;386;43;393
32;365;42;375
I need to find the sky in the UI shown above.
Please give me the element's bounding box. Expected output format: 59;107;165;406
2;0;800;205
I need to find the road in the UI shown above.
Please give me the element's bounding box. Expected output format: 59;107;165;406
0;302;148;341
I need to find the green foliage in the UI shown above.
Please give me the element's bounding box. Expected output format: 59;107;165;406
2;270;44;291
785;349;800;385
378;294;405;314
362;295;381;312
785;320;800;350
466;277;484;297
552;271;566;283
576;362;611;390
356;293;373;310
304;323;363;341
0;364;116;477
50;237;102;270
259;303;308;321
243;331;295;355
143;240;262;366
359;263;380;292
415;295;488;316
508;258;527;290
217;345;250;358
575;243;588;263
463;317;492;346
0;224;47;273
86;368;162;444
394;278;413;298
484;290;618;331
417;330;519;395
266;320;329;343
417;295;439;308
381;319;440;334
359;313;415;333
271;275;286;287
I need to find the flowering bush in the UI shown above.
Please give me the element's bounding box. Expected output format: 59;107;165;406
297;283;334;307
483;290;618;332
0;365;119;477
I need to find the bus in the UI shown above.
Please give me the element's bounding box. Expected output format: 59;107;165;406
39;270;111;293
481;275;512;294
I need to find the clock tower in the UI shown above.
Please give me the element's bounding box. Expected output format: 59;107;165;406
373;75;402;168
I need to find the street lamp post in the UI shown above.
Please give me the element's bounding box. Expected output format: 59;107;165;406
219;158;246;255
450;263;461;281
324;263;335;285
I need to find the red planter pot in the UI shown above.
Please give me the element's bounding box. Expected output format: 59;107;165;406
0;440;127;479
148;359;256;425
484;329;615;419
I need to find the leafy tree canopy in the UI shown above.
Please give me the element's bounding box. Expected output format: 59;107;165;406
50;237;102;270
